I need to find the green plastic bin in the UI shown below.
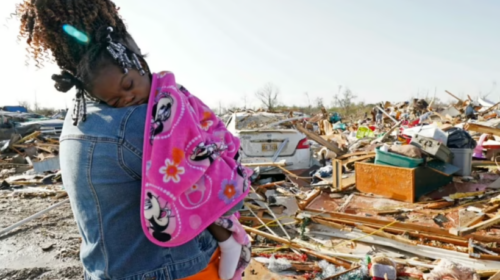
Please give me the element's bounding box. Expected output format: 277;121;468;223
375;147;424;168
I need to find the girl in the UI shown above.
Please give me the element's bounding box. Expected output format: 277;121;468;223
15;0;250;279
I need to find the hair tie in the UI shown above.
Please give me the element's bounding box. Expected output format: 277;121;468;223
103;26;146;76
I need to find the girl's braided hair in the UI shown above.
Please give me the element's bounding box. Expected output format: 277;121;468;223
14;0;148;125
15;0;128;73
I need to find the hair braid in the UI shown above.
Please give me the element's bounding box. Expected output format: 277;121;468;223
14;0;148;125
14;0;129;73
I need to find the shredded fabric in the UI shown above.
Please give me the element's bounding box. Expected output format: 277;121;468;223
423;259;479;280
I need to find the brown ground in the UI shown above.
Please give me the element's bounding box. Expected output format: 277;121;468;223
0;192;83;280
0;189;295;280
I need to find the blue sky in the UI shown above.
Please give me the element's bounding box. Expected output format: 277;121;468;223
1;0;499;109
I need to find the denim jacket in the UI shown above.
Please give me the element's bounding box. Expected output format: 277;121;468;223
60;103;217;280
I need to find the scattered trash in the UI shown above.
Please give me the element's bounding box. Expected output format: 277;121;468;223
5;94;500;279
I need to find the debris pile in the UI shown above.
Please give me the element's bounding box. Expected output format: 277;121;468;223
239;92;500;279
0;129;63;202
4;93;500;279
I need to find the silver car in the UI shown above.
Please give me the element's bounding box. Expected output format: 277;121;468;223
225;112;312;174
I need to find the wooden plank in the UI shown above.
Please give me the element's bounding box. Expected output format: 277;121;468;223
290;262;320;272
332;159;342;190
323;266;360;280
446;90;465;104
256;181;285;189
341;176;356;190
471;254;500;262
300;248;352;269
337;151;372;160
464;123;500;137
307;212;500;244
472;161;497;167
423;201;455;209
15;131;41;144
485;204;500;213
481;102;500;116
450;215;500;236
295;124;344;155
371;121;402;144
239;216;275;227
243;225;351;268
298;189;321;210
343;153;376;164
461;214;485;228
311;216;345;230
356;224;417;245
488;270;500;280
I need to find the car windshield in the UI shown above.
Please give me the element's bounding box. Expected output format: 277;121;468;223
235;113;291;130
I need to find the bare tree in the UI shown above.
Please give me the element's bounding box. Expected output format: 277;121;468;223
333;87;357;116
315;97;324;109
480;81;497;99
18;100;32;112
304;92;311;109
255;83;280;111
242;94;248;110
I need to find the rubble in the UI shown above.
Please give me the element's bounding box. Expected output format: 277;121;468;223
237;93;500;279
4;92;500;279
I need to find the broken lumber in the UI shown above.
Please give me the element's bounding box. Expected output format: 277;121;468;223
462;214;485;228
464;123;500;137
470;254;500;262
488;270;500;280
298;189;321;210
375;106;398;123
342;153;375;165
15;131;42;144
423;201;455;209
449;214;500;236
308;212;500;244
311;216;345;230
446;90;465;104
323;266;360;280
337;151;373;160
243;225;351;268
256;180;285;189
295;124;344;156
371;121;402;144
481;102;500;116
355;224;417;246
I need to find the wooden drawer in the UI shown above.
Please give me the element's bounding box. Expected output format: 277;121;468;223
355;162;453;202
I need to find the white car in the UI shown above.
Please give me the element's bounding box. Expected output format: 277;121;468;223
225;112;312;174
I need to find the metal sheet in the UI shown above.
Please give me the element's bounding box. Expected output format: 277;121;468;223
33;157;60;174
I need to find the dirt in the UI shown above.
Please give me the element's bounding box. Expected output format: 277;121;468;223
0;188;287;280
0;189;83;280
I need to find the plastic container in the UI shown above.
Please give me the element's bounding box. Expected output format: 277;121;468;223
473;134;488;159
402;125;448;144
375;147;424;168
356;126;375;139
450;148;473;176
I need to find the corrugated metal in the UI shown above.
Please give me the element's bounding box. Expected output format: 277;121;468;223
33;157;60;174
